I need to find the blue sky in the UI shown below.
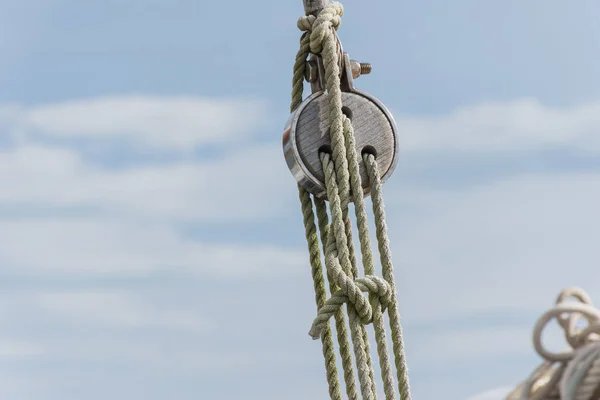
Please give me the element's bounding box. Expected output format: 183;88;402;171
1;1;600;399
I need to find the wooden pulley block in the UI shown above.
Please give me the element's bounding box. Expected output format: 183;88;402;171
282;53;399;200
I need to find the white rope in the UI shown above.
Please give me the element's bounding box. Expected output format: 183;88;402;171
291;3;412;399
507;288;600;400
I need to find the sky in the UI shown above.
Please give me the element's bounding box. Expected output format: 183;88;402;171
1;0;600;399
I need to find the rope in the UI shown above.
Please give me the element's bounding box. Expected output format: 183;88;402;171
507;288;600;400
290;3;412;399
298;188;343;400
365;153;412;400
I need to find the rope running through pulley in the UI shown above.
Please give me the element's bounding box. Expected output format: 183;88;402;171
281;1;411;399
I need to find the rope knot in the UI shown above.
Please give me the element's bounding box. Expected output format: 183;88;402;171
297;14;316;32
308;275;392;340
297;2;344;54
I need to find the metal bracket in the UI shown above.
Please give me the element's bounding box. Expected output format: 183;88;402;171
305;49;371;95
305;54;326;94
304;29;349;94
340;53;355;92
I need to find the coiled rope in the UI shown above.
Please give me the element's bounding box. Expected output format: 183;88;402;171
507;288;600;400
291;3;411;399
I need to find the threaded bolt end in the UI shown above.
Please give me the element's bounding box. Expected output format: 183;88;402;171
360;63;372;75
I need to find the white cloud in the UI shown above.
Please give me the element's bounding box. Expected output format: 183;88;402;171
0;370;43;400
0;217;306;276
44;337;319;374
1;95;599;308
0;143;294;221
0;95;599;399
413;326;532;362
0;104;21;127
3;96;600;225
10;95;268;150
34;290;211;331
389;171;600;324
0;339;44;357
398;98;600;153
408;321;567;372
466;387;513;400
4;96;600;156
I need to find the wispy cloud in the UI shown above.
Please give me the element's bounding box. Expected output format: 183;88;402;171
0;339;44;358
392;169;600;325
9;95;269;150
5;96;600;156
0;217;306;277
34;290;212;330
0;143;293;221
465;387;513;400
398;98;600;153
0;94;599;399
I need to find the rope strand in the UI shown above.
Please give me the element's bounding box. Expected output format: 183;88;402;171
365;154;412;400
298;186;343;400
507;287;600;400
290;3;411;399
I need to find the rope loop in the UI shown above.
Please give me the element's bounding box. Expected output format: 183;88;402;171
309;275;392;339
508;288;600;400
533;298;600;363
297;2;343;33
297;3;344;73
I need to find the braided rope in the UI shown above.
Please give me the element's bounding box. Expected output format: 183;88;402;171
320;150;376;400
365;153;412;399
293;7;360;398
507;288;600;400
290;3;411;399
309;274;392;339
315;195;361;400
298;187;342;400
301;7;377;400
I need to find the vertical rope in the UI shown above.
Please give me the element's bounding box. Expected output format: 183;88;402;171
298;187;343;400
294;17;360;400
304;5;378;399
321;152;375;400
291;32;311;112
344;117;396;400
317;196;360;400
365;153;412;400
290;3;411;400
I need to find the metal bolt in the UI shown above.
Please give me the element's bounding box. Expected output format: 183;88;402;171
350;60;372;79
359;62;372;75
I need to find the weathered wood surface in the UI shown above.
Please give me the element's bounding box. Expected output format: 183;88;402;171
287;91;398;198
